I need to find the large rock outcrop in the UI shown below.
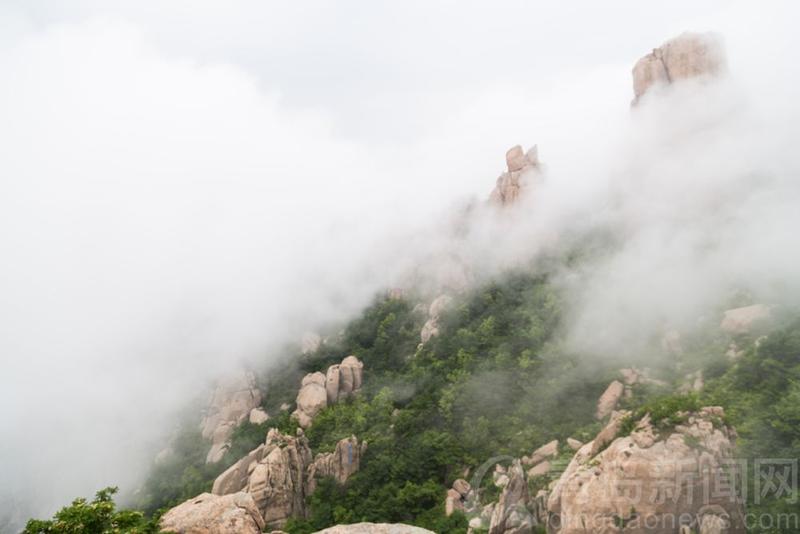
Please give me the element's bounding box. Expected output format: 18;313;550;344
489;145;541;206
547;407;746;533
159;492;265;534
201;371;263;463
632;32;725;104
293;356;364;428
312;524;435;534
212;428;313;529
211;430;366;529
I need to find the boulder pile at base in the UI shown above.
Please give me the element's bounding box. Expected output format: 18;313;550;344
632;32;725;104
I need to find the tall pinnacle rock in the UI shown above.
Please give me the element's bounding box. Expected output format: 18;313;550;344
632;32;726;104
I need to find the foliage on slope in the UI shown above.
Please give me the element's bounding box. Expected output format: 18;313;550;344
22;266;800;533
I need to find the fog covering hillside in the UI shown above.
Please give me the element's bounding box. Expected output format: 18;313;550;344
2;2;800;534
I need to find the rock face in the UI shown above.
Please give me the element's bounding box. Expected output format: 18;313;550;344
212;428;313;529
312;524;435;534
632;32;725;103
420;294;452;344
720;304;771;334
547;407;746;534
293;355;364;428
489;145;541;206
307;436;367;494
160;492;265;534
201;371;262;463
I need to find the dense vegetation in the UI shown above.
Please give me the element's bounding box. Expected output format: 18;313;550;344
22;265;800;533
22;488;156;534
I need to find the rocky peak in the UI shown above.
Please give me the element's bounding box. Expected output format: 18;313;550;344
489;144;541;206
632;32;726;104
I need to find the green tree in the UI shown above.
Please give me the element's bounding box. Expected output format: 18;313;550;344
23;487;155;534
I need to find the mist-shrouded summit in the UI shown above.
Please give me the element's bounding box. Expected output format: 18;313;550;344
2;2;800;533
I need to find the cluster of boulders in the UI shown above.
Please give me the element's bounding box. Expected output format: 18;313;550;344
292;355;364;428
444;440;562;532
456;406;744;534
200;371;265;463
165;429;366;532
547;407;745;533
631;32;725;104
419;294;452;344
489;145;541;206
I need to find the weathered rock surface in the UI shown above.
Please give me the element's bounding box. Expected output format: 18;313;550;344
212;428;313;529
212;430;367;528
720;304;771;334
489;145;541;206
595;380;624;420
307;436;367;494
489;460;534;534
632;32;725;103
201;371;262;463
312;524;435;534
160;492;265;534
547;407;746;533
293;356;364;428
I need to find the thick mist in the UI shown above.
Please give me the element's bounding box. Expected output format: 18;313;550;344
1;1;799;529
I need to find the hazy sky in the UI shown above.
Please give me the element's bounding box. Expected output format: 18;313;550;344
1;1;798;529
